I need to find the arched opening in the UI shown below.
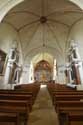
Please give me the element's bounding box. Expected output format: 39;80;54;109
0;0;83;88
30;52;56;84
34;60;52;83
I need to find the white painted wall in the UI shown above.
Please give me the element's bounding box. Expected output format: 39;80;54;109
68;20;83;59
0;23;18;52
0;0;83;87
0;23;23;89
0;0;24;22
0;23;23;63
67;19;83;86
53;19;83;84
70;0;83;9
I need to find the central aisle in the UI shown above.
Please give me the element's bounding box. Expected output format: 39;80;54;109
28;85;59;125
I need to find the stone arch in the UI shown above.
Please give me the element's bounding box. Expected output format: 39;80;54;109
0;0;24;22
0;0;83;23
34;60;53;83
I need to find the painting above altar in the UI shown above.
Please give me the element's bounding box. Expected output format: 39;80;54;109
34;60;52;83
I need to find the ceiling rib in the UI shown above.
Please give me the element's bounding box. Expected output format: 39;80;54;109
24;45;43;61
24;45;58;61
70;16;83;29
18;19;40;31
23;23;41;53
2;0;82;62
41;23;62;57
45;44;62;57
46;10;83;17
46;22;63;54
2;20;18;31
41;0;44;16
6;11;40;18
48;18;70;28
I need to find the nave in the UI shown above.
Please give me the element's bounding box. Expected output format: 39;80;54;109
0;82;83;125
28;84;59;125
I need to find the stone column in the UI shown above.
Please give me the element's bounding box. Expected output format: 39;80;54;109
29;62;34;83
53;59;56;81
20;64;30;84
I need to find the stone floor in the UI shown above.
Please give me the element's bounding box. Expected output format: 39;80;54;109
28;85;59;125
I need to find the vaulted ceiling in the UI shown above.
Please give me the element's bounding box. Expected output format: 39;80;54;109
2;0;83;65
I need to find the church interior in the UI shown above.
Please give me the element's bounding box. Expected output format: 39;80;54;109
0;0;83;125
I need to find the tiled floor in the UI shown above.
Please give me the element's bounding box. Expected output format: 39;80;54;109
28;85;59;125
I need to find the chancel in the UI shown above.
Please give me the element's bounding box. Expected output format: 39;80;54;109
0;0;83;125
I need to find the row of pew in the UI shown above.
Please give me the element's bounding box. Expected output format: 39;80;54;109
0;82;40;125
47;83;83;125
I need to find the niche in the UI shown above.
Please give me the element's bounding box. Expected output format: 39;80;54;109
0;49;6;75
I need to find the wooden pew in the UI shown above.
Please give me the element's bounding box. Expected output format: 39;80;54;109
0;112;19;125
50;90;83;105
52;91;83;95
0;100;29;125
0;83;40;124
58;108;83;125
14;83;40;103
56;100;83;110
47;83;76;98
14;83;40;95
53;94;83;105
47;83;83;105
0;89;33;96
0;89;34;105
0;94;32;112
56;101;83;125
47;83;76;92
47;83;83;125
